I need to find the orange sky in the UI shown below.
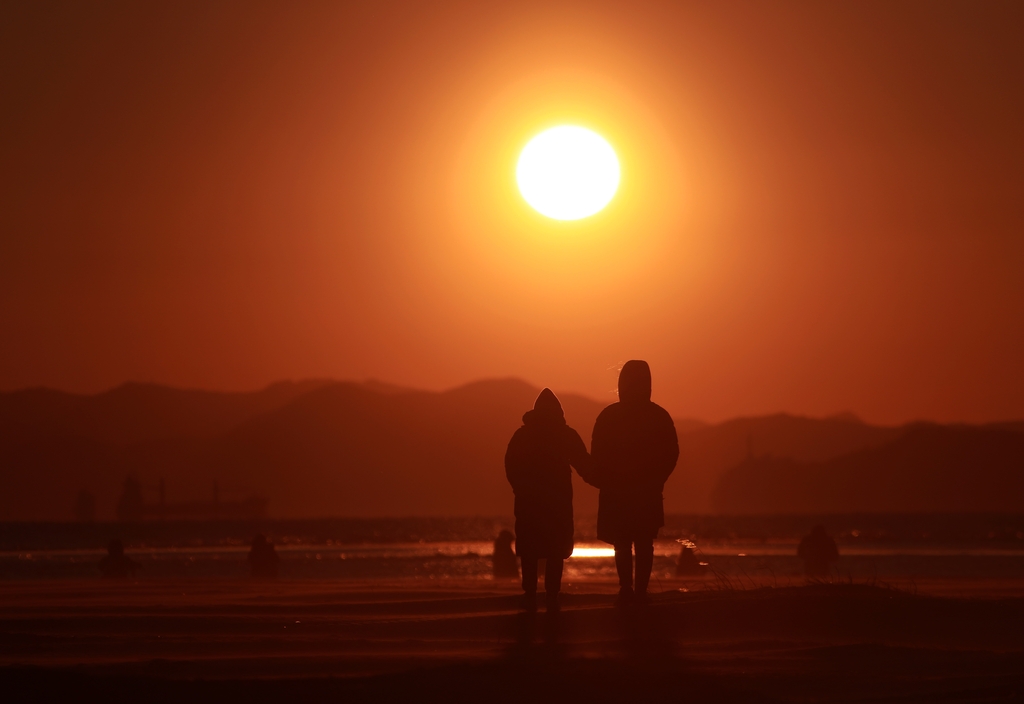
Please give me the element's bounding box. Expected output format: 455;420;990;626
2;1;1023;425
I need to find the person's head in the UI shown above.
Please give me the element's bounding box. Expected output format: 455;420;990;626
618;360;652;403
532;388;564;421
107;539;124;557
496;530;514;545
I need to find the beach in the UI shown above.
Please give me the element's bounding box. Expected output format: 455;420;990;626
3;575;1023;703
3;516;1023;701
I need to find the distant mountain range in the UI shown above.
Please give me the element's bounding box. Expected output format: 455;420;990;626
1;379;1023;520
712;423;1024;513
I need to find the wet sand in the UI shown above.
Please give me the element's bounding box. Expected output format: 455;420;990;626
2;578;1023;702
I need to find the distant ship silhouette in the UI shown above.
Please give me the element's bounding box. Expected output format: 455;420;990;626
116;476;267;522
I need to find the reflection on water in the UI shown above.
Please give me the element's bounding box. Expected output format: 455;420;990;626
0;515;1022;582
2;539;1023;582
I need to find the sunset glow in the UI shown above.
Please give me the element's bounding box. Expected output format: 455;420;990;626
570;547;616;558
3;4;1024;697
516;126;620;220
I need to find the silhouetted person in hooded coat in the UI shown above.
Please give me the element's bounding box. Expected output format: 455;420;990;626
798;525;839;577
98;539;138;579
590;361;678;604
492;530;520;579
505;388;591;610
248;533;280;579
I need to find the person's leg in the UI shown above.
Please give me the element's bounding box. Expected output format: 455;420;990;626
544;558;564;612
544;558;563;595
634;538;655;595
521;557;538;594
613;540;633;591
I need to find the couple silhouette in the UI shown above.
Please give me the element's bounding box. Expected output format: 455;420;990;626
505;360;679;610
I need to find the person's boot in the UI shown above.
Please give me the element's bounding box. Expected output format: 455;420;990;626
523;591;537;612
545;591;560;613
615;586;634;608
635;547;654;598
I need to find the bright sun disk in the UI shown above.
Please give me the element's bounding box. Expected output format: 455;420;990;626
516;126;620;220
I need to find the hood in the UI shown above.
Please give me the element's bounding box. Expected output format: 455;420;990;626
523;387;565;425
618;360;652;403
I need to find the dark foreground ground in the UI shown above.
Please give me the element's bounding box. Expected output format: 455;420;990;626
2;578;1023;703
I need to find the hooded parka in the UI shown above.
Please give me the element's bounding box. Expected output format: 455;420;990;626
504;389;591;559
591;360;679;544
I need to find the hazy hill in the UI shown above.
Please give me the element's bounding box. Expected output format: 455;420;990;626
194;379;610;518
3;378;1023;520
675;414;902;513
0;380;335;444
0;380;335;521
711;423;1024;513
0;379;608;520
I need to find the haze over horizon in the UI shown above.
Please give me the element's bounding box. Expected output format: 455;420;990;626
3;1;1024;426
0;374;984;428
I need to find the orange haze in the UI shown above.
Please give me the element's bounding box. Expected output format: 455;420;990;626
2;1;1023;425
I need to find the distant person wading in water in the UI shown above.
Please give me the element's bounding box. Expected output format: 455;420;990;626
798;525;839;578
248;534;280;579
98;539;138;579
591;361;678;606
505;389;591;611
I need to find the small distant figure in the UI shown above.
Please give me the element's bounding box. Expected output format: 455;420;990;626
98;539;138;579
493;530;520;579
505;388;591;612
676;544;702;576
248;533;280;579
798;525;839;577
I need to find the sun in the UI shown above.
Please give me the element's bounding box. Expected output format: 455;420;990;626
516;126;620;221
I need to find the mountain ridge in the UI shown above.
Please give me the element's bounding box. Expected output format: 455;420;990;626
1;378;1021;520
